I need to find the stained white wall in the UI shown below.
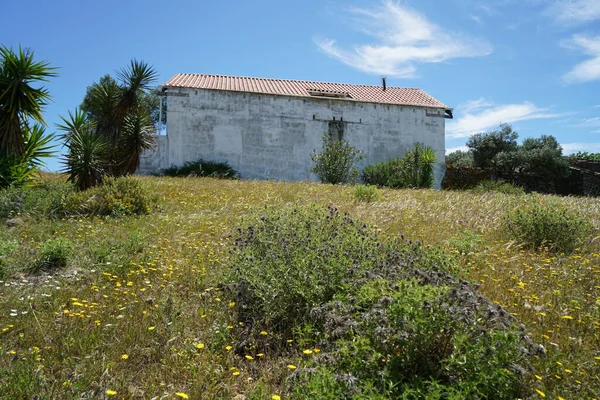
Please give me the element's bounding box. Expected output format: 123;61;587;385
139;88;447;188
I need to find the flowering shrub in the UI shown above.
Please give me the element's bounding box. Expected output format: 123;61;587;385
226;205;539;398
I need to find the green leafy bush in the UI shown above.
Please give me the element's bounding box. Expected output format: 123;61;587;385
60;176;154;217
29;237;72;274
353;184;380;202
162;159;239;179
504;198;592;253
472;180;525;195
311;134;364;184
361;157;405;188
362;143;436;189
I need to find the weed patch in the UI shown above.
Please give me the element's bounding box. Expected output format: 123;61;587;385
29;237;72;274
353;184;380;202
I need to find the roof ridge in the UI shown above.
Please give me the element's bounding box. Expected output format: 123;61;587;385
172;72;422;91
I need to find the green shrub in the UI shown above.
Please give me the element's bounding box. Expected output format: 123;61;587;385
472;180;525;195
61;176;154;217
226;205;383;331
0;182;73;219
353;184;380;202
302;275;535;399
504;197;592;253
29;237;72;274
162;159;239;179
225;205;539;399
311;134;364;184
362;143;436;189
361;157;405;188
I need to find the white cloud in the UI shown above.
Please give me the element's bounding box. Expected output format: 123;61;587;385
445;145;468;154
561;142;600;154
561;35;600;84
446;100;559;138
470;15;483;25
316;0;492;78
546;0;600;24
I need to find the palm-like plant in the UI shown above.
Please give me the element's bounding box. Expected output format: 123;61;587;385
118;110;155;175
114;59;158;123
58;109;108;191
0;46;57;157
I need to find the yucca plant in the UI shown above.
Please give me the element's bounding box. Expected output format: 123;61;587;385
64;59;158;183
0;45;57;188
58;109;108;191
118;110;155;175
401;143;436;188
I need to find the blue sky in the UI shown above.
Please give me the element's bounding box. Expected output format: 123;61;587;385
2;0;600;171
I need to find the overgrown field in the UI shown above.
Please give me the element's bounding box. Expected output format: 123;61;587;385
1;175;599;399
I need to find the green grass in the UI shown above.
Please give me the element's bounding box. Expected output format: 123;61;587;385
0;174;599;399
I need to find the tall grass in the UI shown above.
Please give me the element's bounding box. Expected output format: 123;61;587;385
0;176;598;398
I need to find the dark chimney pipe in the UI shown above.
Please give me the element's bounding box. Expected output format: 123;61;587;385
382;77;387;91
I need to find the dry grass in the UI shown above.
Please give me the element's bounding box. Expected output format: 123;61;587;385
1;175;599;399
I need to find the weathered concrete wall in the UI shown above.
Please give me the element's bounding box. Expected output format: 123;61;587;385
139;135;168;175
140;88;447;187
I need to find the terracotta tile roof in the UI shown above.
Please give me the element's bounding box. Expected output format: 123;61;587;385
164;73;450;109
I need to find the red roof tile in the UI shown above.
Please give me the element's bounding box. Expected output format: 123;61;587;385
164;73;450;109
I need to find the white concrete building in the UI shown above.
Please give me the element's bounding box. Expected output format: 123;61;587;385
139;73;452;188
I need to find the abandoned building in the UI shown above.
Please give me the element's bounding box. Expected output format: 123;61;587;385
139;73;453;188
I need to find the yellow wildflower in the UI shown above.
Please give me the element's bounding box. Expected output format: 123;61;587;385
175;393;189;399
536;389;545;397
287;364;297;370
196;343;205;349
121;354;128;360
106;389;117;396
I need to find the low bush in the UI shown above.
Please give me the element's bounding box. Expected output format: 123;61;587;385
60;176;154;217
353;184;380;202
448;229;486;255
362;143;436;189
311;134;364;184
226;205;384;331
0;181;73;219
472;179;525;195
162;159;239;179
504;197;592;253
361;157;405;188
29;237;72;274
224;205;540;398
